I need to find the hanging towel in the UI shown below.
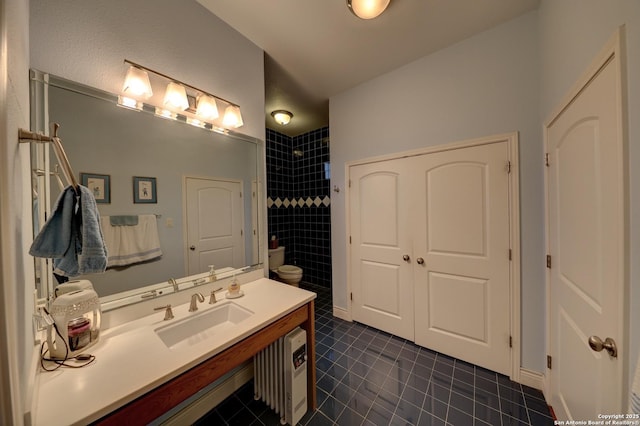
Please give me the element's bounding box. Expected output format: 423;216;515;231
30;185;108;277
101;214;162;267
30;186;76;258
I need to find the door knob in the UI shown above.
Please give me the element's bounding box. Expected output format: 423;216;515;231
588;335;618;358
190;245;196;251
403;255;410;262
416;257;425;265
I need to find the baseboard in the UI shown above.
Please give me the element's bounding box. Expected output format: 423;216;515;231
519;368;547;397
333;306;352;322
162;362;254;425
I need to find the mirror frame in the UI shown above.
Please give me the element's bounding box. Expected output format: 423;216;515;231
29;69;265;312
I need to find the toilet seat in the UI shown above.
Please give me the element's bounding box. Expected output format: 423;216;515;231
277;265;302;276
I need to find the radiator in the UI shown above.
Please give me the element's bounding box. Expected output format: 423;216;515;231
254;327;307;425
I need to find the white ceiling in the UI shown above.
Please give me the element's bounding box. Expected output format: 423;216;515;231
197;0;540;136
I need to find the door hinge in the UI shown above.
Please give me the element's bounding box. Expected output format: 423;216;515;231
507;161;511;174
240;229;243;236
546;255;552;269
547;355;552;369
349;179;352;188
545;153;550;167
349;236;352;244
350;292;353;301
509;336;513;348
509;249;512;261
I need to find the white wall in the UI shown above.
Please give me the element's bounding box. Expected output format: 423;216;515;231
538;0;640;395
0;0;33;424
29;0;265;141
330;12;546;372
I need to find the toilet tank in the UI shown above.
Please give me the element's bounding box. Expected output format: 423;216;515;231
268;246;285;269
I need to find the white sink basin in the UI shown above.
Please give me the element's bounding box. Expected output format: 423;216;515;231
155;301;254;349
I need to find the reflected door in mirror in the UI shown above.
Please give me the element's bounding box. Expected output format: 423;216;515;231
185;177;245;274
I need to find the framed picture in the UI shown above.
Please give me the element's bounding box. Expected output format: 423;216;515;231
80;173;111;203
133;176;157;203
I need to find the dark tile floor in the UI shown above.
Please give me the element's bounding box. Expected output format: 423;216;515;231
197;283;554;426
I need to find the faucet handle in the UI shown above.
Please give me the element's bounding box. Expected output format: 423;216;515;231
209;287;223;304
154;304;174;320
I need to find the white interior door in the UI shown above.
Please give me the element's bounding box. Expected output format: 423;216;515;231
412;142;512;375
185;177;245;275
546;34;625;419
350;158;414;340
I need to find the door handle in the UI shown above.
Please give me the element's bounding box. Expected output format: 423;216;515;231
190;245;196;251
588;335;618;358
403;255;410;263
416;257;425;265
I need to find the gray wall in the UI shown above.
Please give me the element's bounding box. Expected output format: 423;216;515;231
330;12;544;371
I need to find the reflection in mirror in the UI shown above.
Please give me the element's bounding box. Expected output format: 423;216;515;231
30;70;263;310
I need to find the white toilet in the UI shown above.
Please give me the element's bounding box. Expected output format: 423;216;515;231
268;246;303;287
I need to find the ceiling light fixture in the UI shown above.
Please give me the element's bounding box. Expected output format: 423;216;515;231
119;60;243;129
271;110;293;126
346;0;390;19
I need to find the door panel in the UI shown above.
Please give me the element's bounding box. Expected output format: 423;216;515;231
427;163;487;257
185;177;244;275
547;45;623;418
413;142;511;375
428;272;488;342
350;160;414;340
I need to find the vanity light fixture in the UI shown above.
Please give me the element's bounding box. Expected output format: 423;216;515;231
271;110;293;126
347;0;390;19
119;59;243;130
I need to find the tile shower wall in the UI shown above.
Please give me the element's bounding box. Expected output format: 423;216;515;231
266;127;332;287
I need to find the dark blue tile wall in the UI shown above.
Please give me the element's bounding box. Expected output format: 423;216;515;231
266;127;332;287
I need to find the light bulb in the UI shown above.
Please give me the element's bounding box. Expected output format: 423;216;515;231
163;82;189;111
122;66;153;98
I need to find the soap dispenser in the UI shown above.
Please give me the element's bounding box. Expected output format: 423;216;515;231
226;274;243;298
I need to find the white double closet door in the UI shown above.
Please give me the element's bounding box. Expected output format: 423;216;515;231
350;140;512;375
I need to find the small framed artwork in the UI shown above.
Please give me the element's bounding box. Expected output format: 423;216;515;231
80;173;111;204
133;176;157;203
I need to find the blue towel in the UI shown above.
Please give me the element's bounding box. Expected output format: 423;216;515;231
110;215;139;226
29;186;76;258
30;185;108;277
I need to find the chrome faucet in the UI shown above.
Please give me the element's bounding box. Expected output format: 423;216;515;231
189;292;205;312
168;278;178;292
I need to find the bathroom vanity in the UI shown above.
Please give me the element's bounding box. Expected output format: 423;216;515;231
33;278;316;425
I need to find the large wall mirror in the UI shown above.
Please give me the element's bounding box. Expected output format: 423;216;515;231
30;70;264;311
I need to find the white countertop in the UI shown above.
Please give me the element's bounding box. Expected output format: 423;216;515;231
33;278;316;426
